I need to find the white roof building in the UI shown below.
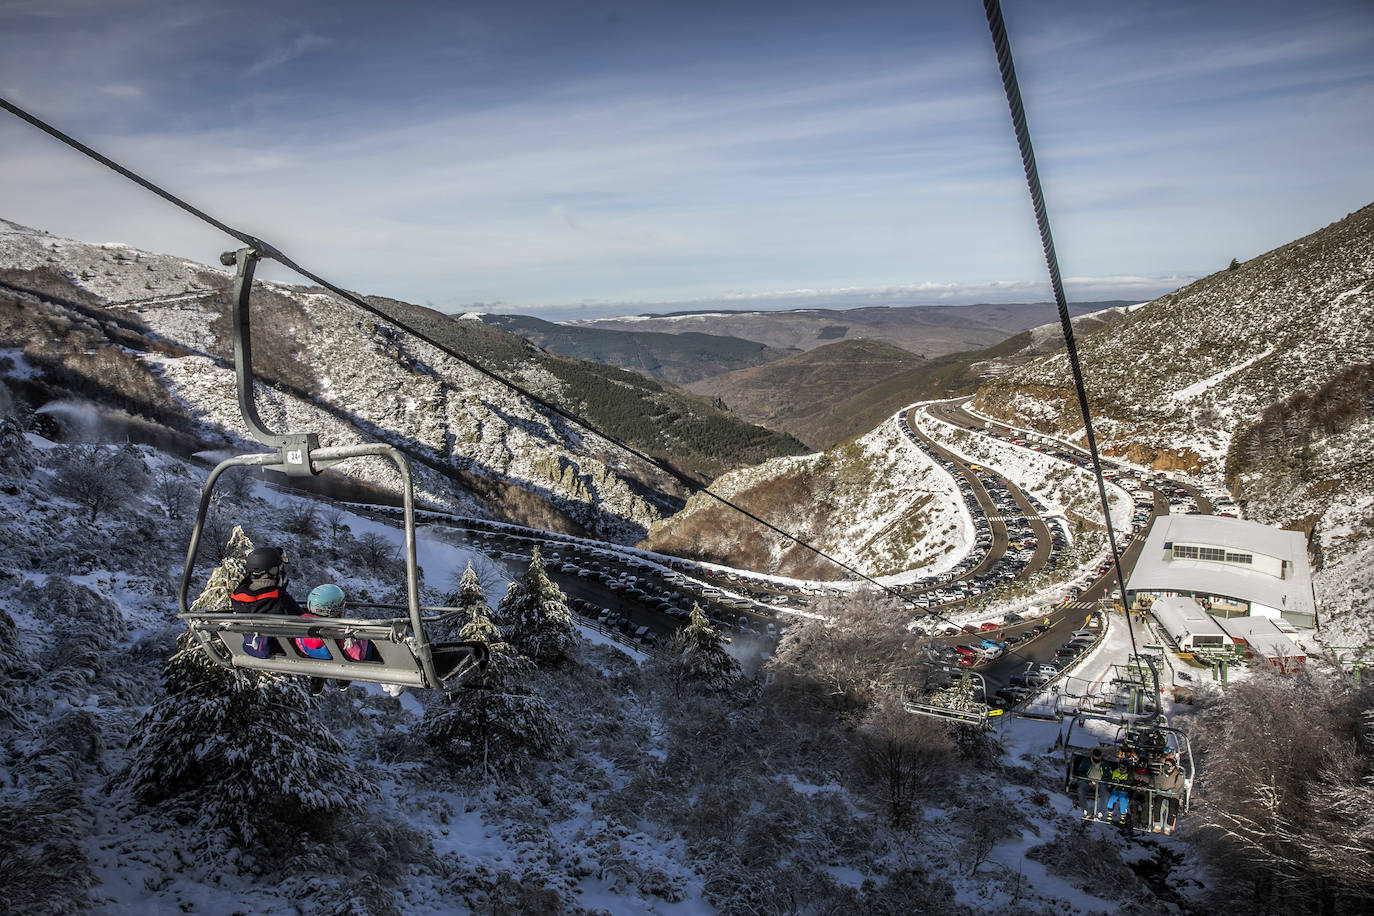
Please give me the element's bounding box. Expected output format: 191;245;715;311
1149;596;1234;653
1126;515;1316;628
1215;615;1307;672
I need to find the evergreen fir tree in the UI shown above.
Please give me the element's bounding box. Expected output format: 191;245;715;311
456;561;489;620
672;603;742;693
123;633;376;845
124;544;374;845
433;560;491;643
420;603;566;777
496;547;576;665
188;526;254;612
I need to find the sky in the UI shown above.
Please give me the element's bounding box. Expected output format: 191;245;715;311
1;0;1371;320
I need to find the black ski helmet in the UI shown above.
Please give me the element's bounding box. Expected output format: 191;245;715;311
245;547;285;578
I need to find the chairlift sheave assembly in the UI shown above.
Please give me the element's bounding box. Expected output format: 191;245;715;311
177;246;489;692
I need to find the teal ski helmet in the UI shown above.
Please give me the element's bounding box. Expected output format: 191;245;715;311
307;583;346;617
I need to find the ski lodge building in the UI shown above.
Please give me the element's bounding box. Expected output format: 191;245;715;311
1125;515;1316;628
1147;596;1234;654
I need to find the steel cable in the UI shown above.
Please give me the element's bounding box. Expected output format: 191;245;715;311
982;0;1142;671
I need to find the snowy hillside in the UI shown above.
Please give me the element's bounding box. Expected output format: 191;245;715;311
0;219;662;543
0;425;1219;915
970;202;1374;652
642;422;970;580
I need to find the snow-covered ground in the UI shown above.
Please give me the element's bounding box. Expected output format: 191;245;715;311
646;419;972;582
912;404;1134;535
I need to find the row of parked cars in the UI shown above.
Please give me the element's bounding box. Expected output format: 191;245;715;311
934;618;1052;668
896;412;1077;607
567;597;661;648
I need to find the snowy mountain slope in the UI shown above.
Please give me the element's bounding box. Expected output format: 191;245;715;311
969;201;1374;650
0;220;669;543
0;427;1206;916
973;203;1374;473
641;421;970;580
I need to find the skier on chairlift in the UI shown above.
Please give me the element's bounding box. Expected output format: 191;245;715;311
297;583;371;696
229;547;302;658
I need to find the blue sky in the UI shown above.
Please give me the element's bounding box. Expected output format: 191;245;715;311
1;0;1371;319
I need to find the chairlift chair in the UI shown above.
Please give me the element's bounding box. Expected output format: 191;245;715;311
1060;658;1194;834
177;246;488;692
902;651;996;726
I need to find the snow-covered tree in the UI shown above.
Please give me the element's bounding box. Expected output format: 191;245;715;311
49;442;148;523
432;560;491;643
123;632;376;845
495;547;576;665
663;604;741;694
188;525;253;613
454;561;489;619
124;547;376;844
420;602;566;777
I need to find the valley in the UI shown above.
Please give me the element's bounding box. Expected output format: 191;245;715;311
1;203;1371;916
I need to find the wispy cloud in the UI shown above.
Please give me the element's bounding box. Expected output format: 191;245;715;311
247;33;331;76
0;0;1368;311
99;84;143;99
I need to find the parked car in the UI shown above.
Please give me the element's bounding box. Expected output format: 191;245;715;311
979;622;999;632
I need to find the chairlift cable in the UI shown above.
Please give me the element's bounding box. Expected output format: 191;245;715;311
982;0;1143;671
0;95;913;607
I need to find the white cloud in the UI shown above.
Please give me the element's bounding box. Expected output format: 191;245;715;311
246;33;332;76
98;84;143;99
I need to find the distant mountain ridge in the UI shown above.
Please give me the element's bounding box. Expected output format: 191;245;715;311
688;306;1131;450
476;312;793;385
564;301;1128;357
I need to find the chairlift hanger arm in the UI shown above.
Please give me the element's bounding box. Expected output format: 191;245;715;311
222;245;322;476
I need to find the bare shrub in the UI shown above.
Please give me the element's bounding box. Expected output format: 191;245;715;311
321;504;350;540
1190;667;1374;912
281;501;319;538
355;531;401;576
49;443;148;523
852;689;956;829
153;467;197;520
767;593;918;714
